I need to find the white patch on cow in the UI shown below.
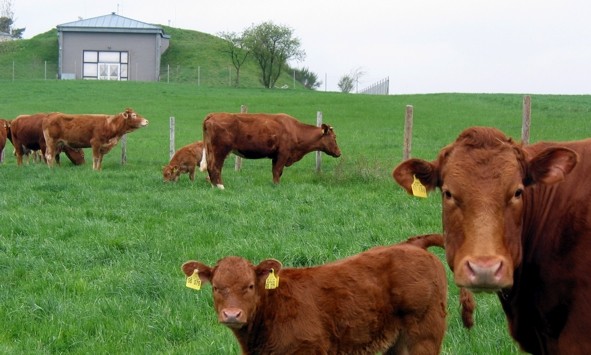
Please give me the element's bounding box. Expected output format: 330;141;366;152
216;184;225;190
199;148;207;171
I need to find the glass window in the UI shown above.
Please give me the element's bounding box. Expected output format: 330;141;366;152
83;51;98;63
83;63;98;77
99;52;120;63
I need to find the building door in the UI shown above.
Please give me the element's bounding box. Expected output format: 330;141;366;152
99;63;120;80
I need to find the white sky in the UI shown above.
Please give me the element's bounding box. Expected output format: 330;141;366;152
13;0;591;94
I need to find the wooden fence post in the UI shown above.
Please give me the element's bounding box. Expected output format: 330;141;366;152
522;95;531;145
316;111;323;173
169;116;175;160
403;105;413;160
235;105;248;171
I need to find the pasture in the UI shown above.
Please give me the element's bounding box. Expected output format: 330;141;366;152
1;80;589;354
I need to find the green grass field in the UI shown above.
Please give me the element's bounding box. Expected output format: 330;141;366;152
1;80;589;354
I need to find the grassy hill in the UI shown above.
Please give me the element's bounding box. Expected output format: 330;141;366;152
0;26;302;89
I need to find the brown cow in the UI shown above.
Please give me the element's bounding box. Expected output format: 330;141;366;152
182;234;465;354
43;108;148;170
9;113;85;166
393;126;591;354
162;141;204;182
199;113;341;189
0;119;8;163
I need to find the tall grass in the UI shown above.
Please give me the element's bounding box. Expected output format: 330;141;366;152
1;80;589;354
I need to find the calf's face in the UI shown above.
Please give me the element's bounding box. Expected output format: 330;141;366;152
162;165;180;182
182;257;282;329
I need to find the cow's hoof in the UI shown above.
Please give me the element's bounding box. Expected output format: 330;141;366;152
216;184;225;190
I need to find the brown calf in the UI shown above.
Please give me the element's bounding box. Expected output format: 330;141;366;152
42;108;148;170
182;234;464;354
162;141;204;182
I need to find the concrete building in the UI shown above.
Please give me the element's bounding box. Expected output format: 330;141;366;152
57;13;170;81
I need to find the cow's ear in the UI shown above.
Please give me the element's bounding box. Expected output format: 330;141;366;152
393;158;439;195
181;261;213;284
256;259;283;277
321;124;332;135
527;147;578;185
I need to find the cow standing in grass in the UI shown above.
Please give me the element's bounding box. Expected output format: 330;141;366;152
182;234;474;354
42;108;148;170
393;126;591;354
9;113;85;166
199;113;341;189
162;141;204;182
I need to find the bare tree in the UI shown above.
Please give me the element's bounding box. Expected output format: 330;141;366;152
0;0;24;38
338;67;366;93
243;21;305;89
218;31;250;87
338;75;354;93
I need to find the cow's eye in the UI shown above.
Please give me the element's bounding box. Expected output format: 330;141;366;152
514;188;524;199
443;190;453;200
248;284;254;290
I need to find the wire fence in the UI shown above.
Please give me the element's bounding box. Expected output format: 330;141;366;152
0;60;390;95
0;60;59;80
359;77;389;95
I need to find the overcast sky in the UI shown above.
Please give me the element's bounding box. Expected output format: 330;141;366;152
14;0;591;94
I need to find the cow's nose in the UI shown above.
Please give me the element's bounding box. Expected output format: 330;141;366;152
222;308;242;323
456;256;513;292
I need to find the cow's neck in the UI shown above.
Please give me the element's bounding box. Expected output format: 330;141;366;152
233;305;273;353
105;114;128;137
293;124;323;154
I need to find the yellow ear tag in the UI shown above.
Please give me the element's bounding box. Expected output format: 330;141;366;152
186;270;202;290
265;269;279;290
411;175;428;198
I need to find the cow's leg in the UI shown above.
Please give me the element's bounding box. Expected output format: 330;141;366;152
271;158;286;184
208;148;230;189
44;139;57;168
13;141;24;166
189;166;196;181
91;145;101;170
399;303;446;355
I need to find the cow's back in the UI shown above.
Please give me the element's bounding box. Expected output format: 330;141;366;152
43;113;108;146
204;113;290;156
267;244;447;353
10;114;46;149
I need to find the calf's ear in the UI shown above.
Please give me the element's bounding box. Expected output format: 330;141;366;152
527;147;578;185
256;259;282;276
181;261;213;284
393;159;439;195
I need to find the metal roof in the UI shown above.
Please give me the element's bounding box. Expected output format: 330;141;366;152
57;13;168;36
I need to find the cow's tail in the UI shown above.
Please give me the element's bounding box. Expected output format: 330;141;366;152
460;288;476;329
403;233;476;330
199;117;209;172
403;233;444;249
199;146;207;172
